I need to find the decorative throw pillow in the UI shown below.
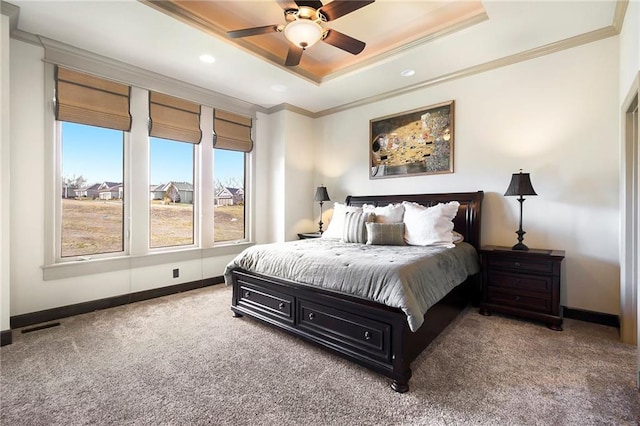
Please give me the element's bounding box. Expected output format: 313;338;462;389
362;203;405;223
366;222;405;245
321;203;363;239
342;212;374;244
402;201;460;247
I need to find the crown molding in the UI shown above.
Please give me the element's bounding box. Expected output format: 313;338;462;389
320;11;489;84
0;1;18;32
612;0;629;34
315;23;622;118
8;28;40;46
263;103;315;118
39;36;258;118
274;0;628;118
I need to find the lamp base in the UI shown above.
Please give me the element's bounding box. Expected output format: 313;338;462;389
512;227;528;251
511;242;529;251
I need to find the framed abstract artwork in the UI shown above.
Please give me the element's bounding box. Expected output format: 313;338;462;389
369;100;454;179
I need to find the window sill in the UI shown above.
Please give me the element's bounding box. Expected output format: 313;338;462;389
41;242;254;281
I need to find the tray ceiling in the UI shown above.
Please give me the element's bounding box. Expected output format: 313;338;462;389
142;0;488;84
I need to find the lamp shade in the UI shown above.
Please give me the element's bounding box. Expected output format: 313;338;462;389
504;172;537;197
314;186;330;202
284;19;323;49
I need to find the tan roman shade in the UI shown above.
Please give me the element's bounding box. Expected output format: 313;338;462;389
149;92;202;144
55;66;131;131
213;109;253;152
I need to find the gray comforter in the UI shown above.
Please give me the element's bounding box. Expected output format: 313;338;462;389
224;239;480;332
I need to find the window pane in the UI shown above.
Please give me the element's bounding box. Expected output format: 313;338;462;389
213;149;245;242
61;122;124;258
149;137;195;248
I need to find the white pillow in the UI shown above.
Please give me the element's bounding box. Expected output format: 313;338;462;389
402;201;460;247
321;202;363;239
362;203;405;223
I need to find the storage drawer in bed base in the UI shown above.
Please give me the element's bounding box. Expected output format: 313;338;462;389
297;299;392;364
237;282;294;323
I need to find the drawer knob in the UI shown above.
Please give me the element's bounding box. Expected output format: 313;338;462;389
515;296;521;301
278;302;285;310
514;262;521;267
308;312;315;320
244;291;251;298
364;331;371;340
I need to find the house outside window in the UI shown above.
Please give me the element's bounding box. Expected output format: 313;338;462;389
212;110;252;243
148;92;201;249
213;150;246;242
60;122;125;258
149;137;196;248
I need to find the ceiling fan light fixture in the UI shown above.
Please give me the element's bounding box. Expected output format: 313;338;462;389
284;18;323;49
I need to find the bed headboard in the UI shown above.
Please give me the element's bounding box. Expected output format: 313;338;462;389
345;191;484;250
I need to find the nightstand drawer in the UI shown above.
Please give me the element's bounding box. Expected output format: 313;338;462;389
486;287;551;313
486;270;552;294
486;257;554;274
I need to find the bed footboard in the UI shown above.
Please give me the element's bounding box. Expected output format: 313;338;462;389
230;269;474;392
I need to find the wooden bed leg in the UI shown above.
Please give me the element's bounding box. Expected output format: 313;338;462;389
232;311;243;318
391;379;409;393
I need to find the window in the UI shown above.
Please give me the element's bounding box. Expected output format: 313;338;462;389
148;91;201;249
49;62;255;268
149;137;195;248
55;66;131;260
60;122;125;257
213;149;245;242
212;109;253;243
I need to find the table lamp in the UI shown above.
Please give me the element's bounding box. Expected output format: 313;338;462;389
314;185;330;233
504;170;537;251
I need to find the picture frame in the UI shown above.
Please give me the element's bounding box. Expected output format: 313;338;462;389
369;100;454;179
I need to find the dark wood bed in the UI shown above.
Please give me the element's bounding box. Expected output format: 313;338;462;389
229;191;483;392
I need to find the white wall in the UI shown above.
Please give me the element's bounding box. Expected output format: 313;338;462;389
317;37;621;315
258;109;318;243
282;111;318;239
1;14;11;333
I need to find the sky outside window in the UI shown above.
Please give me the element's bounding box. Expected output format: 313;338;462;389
62;122;243;185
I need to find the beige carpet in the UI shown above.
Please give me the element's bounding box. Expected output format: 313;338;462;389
1;284;638;425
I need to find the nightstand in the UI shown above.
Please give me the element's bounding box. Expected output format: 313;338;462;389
297;232;322;239
479;245;565;330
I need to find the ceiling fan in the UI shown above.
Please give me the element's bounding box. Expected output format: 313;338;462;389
227;0;375;67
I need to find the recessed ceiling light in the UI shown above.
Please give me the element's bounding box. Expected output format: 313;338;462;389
400;69;415;77
271;84;288;92
199;54;215;64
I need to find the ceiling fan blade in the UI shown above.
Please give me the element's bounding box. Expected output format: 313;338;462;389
320;0;374;21
276;0;299;10
227;25;279;38
323;29;366;55
285;45;304;66
294;1;324;9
